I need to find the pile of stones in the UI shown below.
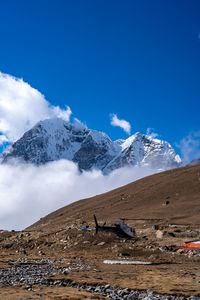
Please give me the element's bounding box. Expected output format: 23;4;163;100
0;261;199;300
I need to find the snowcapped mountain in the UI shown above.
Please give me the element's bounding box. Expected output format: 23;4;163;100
1;118;181;173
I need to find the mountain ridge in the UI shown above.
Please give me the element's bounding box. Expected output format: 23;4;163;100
1;118;181;173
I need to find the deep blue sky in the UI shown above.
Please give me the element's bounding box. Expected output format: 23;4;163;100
0;0;200;152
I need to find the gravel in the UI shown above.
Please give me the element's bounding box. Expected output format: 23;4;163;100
0;263;56;286
0;261;199;300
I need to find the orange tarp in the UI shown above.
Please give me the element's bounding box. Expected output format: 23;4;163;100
185;240;200;247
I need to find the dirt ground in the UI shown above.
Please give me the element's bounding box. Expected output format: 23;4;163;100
0;221;200;299
0;286;106;300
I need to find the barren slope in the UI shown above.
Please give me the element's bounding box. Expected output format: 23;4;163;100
28;164;200;232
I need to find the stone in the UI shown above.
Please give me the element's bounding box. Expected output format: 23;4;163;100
20;249;27;255
155;230;163;239
119;252;130;257
177;249;185;254
97;242;105;246
168;232;176;237
152;225;159;230
163;200;170;206
159;246;168;252
4;243;13;249
105;284;110;289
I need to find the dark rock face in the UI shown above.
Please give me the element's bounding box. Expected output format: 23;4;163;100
3;125;50;164
1;118;181;173
73;134;113;171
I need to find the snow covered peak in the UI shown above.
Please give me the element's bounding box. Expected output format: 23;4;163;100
88;129;112;145
2;118;182;173
37;117;88;135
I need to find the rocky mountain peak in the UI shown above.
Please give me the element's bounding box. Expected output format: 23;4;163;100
1;117;182;173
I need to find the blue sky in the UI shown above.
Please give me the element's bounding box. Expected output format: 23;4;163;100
0;0;200;155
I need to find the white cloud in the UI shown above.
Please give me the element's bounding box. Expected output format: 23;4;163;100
0;135;9;144
146;128;159;139
176;131;200;165
0;159;159;230
73;118;87;130
0;72;72;144
52;105;72;121
110;114;131;135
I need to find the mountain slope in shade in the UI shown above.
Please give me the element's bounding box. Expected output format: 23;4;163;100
2;118;181;173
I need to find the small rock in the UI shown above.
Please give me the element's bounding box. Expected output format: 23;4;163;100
163;200;170;206
147;289;153;295
4;243;13;249
105;284;110;289
94;286;101;293
187;250;197;257
149;254;156;260
97;242;105;246
159;246;168;252
177;249;185;254
20;249;27;255
119;252;130;257
168;232;176;237
62;268;68;275
156;230;163;239
152;225;159;230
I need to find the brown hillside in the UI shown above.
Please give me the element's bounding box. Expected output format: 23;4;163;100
28;165;200;232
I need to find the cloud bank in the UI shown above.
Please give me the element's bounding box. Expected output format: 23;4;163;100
0;72;72;144
110;114;131;135
176;131;200;165
0;159;158;230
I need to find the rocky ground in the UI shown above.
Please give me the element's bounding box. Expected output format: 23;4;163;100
0;221;200;299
